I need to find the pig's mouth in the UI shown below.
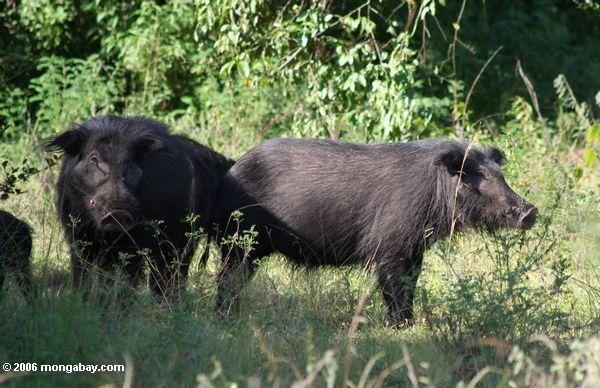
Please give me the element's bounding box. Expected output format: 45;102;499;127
99;209;136;232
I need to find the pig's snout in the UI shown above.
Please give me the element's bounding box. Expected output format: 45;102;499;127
100;210;134;232
517;204;538;230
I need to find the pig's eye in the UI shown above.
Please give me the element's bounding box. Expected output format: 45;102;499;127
461;178;481;194
91;156;99;164
473;168;486;178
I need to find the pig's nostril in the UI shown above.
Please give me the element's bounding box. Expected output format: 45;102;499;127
100;210;134;231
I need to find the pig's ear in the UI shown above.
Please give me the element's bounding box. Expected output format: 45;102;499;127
436;147;477;177
486;147;506;165
44;129;88;157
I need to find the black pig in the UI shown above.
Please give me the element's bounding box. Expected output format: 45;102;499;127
215;138;537;325
46;116;233;296
0;210;32;294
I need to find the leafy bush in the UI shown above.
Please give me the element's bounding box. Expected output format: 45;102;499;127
196;1;434;141
29;55;119;135
417;1;600;120
2;1;598;140
420;221;574;347
0;88;29;140
18;0;75;50
0;158;39;200
506;335;600;387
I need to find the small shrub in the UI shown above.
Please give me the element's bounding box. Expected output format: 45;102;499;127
29;55;119;135
420;196;575;348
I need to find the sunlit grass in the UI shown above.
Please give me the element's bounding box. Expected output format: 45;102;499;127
0;120;598;386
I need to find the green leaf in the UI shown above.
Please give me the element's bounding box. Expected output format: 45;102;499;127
358;74;367;87
585;125;600;143
301;34;308;47
238;60;250;78
583;149;597;167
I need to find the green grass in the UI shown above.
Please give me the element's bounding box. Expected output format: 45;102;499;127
0;123;598;387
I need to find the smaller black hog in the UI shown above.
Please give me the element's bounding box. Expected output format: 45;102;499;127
215;138;537;325
46;116;233;297
0;210;32;294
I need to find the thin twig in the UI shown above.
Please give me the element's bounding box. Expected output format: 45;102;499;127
462;46;503;129
449;0;467;76
404;0;420;33
401;345;419;387
343;280;375;387
516;60;544;122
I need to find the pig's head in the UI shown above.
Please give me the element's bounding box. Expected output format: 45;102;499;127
46;116;170;233
437;143;537;231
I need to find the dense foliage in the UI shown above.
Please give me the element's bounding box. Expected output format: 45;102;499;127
1;0;598;142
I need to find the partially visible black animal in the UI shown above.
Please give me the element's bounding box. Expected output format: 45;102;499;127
215;138;538;325
0;210;32;294
46;116;233;296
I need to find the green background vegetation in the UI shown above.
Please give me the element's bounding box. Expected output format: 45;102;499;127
1;0;599;386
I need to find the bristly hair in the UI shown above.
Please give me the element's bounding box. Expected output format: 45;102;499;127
78;115;170;137
44;116;168;155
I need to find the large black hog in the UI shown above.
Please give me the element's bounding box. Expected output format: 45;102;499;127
0;210;32;294
215;138;537;325
46;116;233;296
